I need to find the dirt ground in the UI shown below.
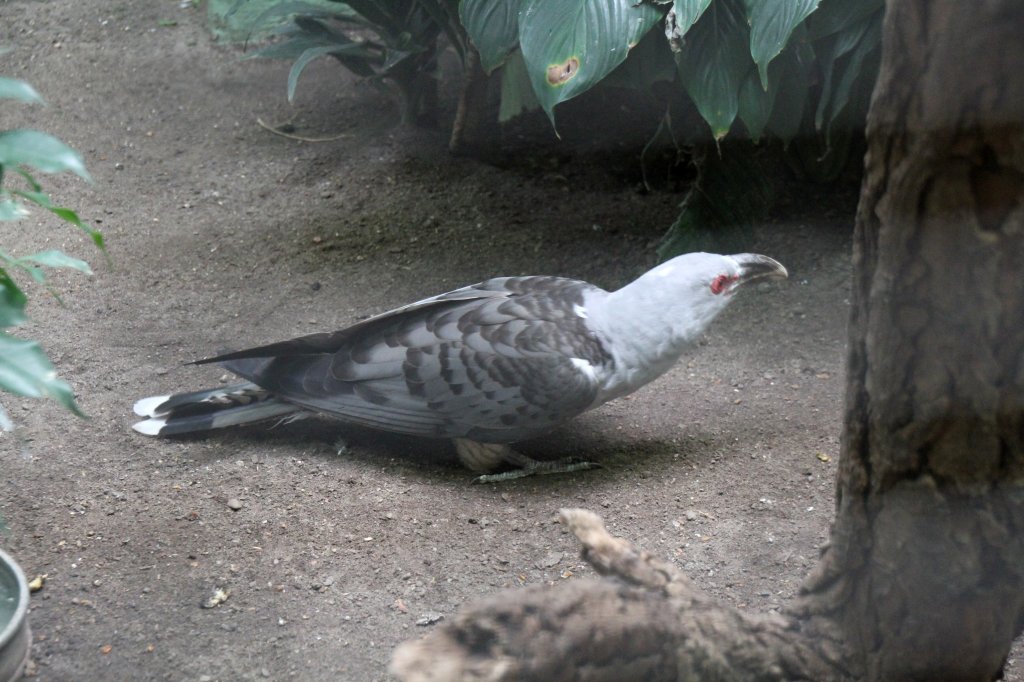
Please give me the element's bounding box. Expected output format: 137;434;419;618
1;2;1015;681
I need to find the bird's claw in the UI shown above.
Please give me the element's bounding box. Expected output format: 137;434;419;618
474;458;602;484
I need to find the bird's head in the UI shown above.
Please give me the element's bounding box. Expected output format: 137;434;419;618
629;252;788;341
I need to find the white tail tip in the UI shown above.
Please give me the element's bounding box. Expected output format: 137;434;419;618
132;417;167;436
133;395;171;417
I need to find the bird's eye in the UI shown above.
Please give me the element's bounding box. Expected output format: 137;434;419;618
710;274;730;295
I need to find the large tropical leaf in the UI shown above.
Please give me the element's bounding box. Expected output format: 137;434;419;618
804;0;882;41
601;27;676;92
460;0;521;73
498;50;540;122
737;48;794;141
675;0;750;139
518;0;661;122
664;0;713;50
819;11;880;136
765;41;814;141
287;43;374;101
743;0;821;89
813;11;874;130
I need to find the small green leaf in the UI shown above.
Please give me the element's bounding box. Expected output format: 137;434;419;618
10;188;104;250
0;271;28;328
518;0;662;122
0;332;84;416
0;77;45;104
0;129;90;180
675;0;751;139
19;250;93;275
460;0;521;73
743;0;821;89
0;198;29;221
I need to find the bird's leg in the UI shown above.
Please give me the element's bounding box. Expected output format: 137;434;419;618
454;439;601;483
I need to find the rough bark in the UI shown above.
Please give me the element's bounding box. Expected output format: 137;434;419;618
448;47;492;156
794;0;1024;678
391;510;837;682
391;1;1024;679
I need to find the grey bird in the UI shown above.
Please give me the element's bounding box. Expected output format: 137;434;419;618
133;252;787;481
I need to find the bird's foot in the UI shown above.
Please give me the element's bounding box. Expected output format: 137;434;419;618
454;439;601;483
473;457;602;484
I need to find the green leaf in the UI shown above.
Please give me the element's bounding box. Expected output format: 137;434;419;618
11;189;104;250
743;0;821;89
0;198;29;221
601;26;676;91
498;50;540;122
804;0;882;41
821;11;880;135
0;130;90;180
813;11;873;130
0;332;83;416
289;45;342;101
658;144;774;257
0;77;44;104
737;63;776;141
419;0;467;61
765;41;814;141
19;250;93;275
665;0;713;50
209;0;345;41
460;0;521;73
675;0;751;139
518;0;662;122
0;271;28;328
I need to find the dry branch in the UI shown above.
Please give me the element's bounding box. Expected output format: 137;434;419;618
390;509;839;682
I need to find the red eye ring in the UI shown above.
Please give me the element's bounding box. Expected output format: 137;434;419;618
712;272;737;292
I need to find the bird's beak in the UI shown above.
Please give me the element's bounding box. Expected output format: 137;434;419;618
731;254;788;285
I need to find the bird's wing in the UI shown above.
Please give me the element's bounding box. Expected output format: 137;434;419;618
203;277;613;442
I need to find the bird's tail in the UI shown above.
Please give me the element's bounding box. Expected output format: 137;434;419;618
132;382;303;436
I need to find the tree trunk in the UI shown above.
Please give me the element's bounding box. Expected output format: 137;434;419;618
794;0;1024;678
391;1;1024;679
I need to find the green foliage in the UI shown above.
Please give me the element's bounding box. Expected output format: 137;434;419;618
657;144;774;258
240;0;463;124
516;0;661;124
0;71;101;428
462;0;882;143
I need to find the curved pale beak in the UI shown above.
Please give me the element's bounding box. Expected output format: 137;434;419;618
731;253;788;285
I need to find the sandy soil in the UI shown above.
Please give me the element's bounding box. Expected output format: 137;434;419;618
2;2;1010;681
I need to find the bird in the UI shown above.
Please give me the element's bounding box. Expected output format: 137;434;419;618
133;252;787;481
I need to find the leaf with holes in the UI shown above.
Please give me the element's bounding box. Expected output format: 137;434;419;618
518;0;661;122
